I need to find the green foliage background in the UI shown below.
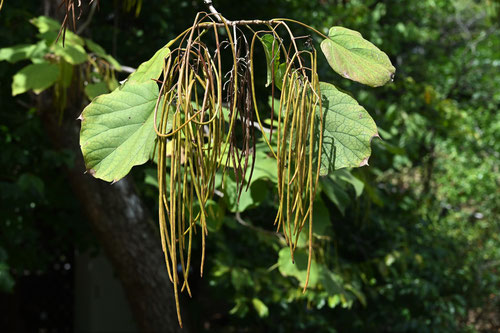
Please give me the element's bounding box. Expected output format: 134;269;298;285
1;0;499;332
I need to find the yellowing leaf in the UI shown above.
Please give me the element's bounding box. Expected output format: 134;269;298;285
321;27;395;87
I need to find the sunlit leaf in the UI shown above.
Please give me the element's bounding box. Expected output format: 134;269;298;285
315;82;379;175
53;43;87;65
79;81;161;182
321;27;395;87
30;16;60;34
84;81;109;100
11;62;60;96
252;298;269;318
0;44;38;63
278;248;319;287
31;16;84;46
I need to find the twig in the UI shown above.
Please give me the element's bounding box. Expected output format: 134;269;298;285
120;65;136;73
203;0;224;22
203;0;273;26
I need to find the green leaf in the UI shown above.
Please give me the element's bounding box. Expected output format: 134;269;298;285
231;268;254;289
319;265;344;295
205;200;224;232
28;40;51;63
249;150;278;183
224;175;268;213
31;16;85;46
84;81;110;100
320;176;350;216
38;30;85;47
345;283;367;307
278;248;319;288
252;298;269;318
332;169;364;197
79;81;160;182
127;46;170;84
12;62;60;96
275;63;287;90
315;82;379;175
223;150;276;212
312;198;331;236
259;34;280;87
30;16;60;33
85;39;122;70
53;43;87;65
320;27;395;87
0;44;38;63
17;173;45;195
84;38;107;56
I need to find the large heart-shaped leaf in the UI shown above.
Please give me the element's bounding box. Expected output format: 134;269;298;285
320;27;395;87
79;81;160;182
315;82;379;175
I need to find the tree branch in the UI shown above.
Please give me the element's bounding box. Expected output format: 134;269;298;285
202;0;274;26
203;0;224;22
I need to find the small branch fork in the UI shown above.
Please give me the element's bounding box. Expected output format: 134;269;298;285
203;0;273;26
203;0;223;22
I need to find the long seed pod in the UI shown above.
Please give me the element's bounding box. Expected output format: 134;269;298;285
153;13;324;326
274;49;322;291
154;13;242;327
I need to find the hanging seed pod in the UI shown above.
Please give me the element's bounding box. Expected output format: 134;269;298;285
224;28;257;198
250;26;323;292
153;13;244;327
274;49;322;291
153;13;324;327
